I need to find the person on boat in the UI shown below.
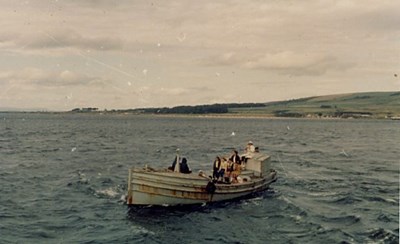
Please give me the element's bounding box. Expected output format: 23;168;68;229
242;141;256;166
220;157;228;182
230;160;242;183
245;141;255;153
212;156;222;179
229;150;241;165
231;172;239;183
223;159;234;183
227;159;234;173
180;157;192;174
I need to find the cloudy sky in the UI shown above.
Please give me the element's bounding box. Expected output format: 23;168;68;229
0;0;399;111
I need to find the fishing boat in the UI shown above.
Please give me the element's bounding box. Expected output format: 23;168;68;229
126;151;277;206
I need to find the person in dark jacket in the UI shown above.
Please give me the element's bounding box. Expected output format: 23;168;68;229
180;157;192;174
229;150;241;165
212;156;222;179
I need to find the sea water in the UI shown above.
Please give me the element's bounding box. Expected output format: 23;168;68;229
0;113;398;243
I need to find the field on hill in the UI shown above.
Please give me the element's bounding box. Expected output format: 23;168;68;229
229;92;400;119
66;91;400;119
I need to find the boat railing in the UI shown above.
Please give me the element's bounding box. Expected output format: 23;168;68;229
127;168;133;204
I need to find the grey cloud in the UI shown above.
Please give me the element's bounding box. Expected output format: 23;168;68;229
189;86;215;92
205;51;353;76
148;86;215;99
34;30;124;51
66;0;132;8
0;0;398;110
1;29;124;51
0;68;108;87
156;87;191;96
245;54;353;76
355;7;400;31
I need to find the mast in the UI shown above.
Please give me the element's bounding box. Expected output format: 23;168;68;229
173;148;180;173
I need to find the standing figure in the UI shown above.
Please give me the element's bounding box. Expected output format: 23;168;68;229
230;150;241;165
225;159;234;183
220;157;228;182
212;156;222;180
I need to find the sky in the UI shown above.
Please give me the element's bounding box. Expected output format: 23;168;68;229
0;0;399;111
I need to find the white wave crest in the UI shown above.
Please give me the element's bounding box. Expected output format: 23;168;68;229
96;187;119;197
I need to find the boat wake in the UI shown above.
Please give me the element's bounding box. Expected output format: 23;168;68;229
95;187;119;198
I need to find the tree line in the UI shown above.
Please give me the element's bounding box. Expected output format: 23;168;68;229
136;103;266;114
70;103;266;114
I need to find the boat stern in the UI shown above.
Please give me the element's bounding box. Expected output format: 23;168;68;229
127;168;134;204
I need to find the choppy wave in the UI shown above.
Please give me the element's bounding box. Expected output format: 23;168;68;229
328;195;364;204
365;228;399;243
0;113;399;243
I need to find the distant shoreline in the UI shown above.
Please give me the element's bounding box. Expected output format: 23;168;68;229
1;110;398;120
1;91;399;120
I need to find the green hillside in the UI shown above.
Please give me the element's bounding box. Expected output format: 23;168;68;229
69;91;400;119
229;91;400;119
